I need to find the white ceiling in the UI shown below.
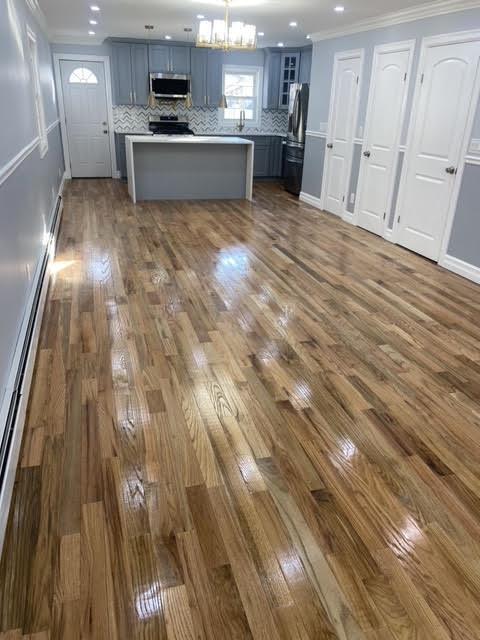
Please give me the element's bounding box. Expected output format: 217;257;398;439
40;0;455;47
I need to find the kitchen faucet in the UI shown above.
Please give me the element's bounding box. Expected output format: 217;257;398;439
237;109;246;132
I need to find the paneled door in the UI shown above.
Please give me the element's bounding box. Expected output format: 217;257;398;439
321;50;363;216
396;34;480;260
355;41;414;235
60;60;112;178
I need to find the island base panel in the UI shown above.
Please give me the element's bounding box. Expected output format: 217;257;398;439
133;143;249;201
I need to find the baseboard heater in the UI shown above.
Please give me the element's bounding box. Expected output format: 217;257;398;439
0;194;62;493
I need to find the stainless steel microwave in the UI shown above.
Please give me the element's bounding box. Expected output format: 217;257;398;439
150;73;190;99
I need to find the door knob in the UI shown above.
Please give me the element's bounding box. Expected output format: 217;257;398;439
326;143;333;149
363;150;371;158
102;121;107;126
103;130;108;134
445;166;456;174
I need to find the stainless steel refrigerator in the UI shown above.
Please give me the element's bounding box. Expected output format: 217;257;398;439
284;83;309;196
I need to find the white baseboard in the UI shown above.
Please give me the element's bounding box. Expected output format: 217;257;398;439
299;191;323;210
113;170;121;179
384;228;396;243
0;172;66;554
440;253;480;284
343;211;356;224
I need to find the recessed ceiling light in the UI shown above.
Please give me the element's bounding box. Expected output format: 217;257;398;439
197;14;205;19
289;21;297;27
88;30;96;35
165;35;172;40
277;42;284;47
89;19;97;25
334;5;345;12
90;5;100;11
258;31;265;36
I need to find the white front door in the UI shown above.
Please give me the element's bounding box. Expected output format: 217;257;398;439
322;51;362;216
396;37;480;260
60;60;112;178
356;42;413;236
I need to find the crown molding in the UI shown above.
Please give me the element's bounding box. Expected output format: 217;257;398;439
311;0;480;42
25;0;48;32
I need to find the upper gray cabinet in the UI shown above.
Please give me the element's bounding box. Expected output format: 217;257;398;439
190;49;223;107
263;50;281;109
279;52;300;109
299;48;312;84
207;50;223;107
149;45;191;73
112;42;149;106
191;48;208;106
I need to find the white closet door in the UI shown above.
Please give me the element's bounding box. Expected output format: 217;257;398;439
322;51;362;216
356;42;413;236
397;37;480;260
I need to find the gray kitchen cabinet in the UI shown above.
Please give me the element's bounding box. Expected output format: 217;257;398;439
149;44;191;73
263;50;281;109
112;42;149;105
279;52;300;109
131;44;149;105
170;46;191;73
207;50;223;107
115;133;127;178
112;43;134;105
149;45;170;72
253;139;270;177
191;48;208;106
269;137;284;177
242;136;284;178
299;48;312;84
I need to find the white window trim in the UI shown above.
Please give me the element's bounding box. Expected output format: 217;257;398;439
26;26;48;159
220;65;263;128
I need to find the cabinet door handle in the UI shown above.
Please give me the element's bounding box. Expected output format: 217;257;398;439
363;150;371;158
326;143;333;149
445;166;456;174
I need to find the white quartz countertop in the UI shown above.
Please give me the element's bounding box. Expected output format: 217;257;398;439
125;135;253;145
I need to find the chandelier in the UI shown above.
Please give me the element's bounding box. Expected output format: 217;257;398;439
196;0;257;51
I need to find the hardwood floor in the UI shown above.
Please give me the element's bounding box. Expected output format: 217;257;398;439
1;179;480;639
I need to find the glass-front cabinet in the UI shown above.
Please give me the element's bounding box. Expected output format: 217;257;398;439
279;52;300;109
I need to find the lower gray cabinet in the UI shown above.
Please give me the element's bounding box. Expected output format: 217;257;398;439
115;133;128;178
243;136;284;178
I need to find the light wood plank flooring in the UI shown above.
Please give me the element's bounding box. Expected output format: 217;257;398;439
1;180;480;639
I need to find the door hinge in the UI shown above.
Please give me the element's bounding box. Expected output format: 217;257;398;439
342;195;345;202
404;72;407;82
397;215;401;223
356;75;359;84
420;73;424;84
383;212;386;220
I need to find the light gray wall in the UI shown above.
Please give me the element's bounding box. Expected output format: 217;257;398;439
0;0;64;411
301;136;325;199
447;164;480;267
303;7;480;267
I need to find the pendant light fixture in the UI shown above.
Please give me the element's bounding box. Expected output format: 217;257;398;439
145;25;158;109
196;0;257;51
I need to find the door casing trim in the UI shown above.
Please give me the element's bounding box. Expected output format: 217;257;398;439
53;53;117;179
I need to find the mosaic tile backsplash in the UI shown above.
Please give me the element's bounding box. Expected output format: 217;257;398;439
113;105;288;136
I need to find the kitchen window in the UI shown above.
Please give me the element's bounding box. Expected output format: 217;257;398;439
27;27;48;158
221;65;263;127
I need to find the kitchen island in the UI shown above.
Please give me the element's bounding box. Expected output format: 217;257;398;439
126;135;254;203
